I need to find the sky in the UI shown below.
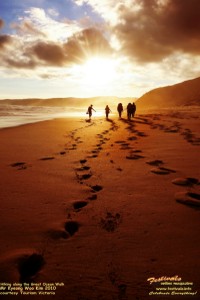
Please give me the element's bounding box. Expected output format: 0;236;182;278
0;0;200;99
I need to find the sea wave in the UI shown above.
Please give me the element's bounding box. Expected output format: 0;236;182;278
0;105;75;128
0;104;104;128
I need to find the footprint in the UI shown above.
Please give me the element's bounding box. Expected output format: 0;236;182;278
87;194;97;200
175;192;200;207
128;136;137;141
60;151;66;155
46;228;69;240
130;149;142;153
137;131;148;137
172;177;199;186
10;162;27;170
151;167;176;175
100;212;121;232
91;155;98;158
91;150;98;154
40;156;55;161
164;128;179;133
18;253;45;282
120;146;132;150
76;166;91;171
115;140;126;144
11;162;26;167
64;221;80;236
99;140;106;144
77;173;92;181
67;146;77;150
73;201;88;210
126;154;144;160
146;160;164;166
91;185;103;192
80;159;87;164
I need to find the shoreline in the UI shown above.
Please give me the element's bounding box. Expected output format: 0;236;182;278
1;104;200;130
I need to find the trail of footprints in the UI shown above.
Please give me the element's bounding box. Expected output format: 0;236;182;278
7;123;107;282
119;118;200;210
145;114;200;146
7;117;200;282
9;125;89;170
7;119;148;281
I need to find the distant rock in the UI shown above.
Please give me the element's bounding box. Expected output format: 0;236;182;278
137;77;200;109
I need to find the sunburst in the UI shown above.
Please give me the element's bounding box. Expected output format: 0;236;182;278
82;56;117;88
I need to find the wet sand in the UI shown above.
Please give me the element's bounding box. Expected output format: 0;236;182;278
0;110;200;299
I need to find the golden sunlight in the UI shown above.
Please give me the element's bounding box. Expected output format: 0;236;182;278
82;57;117;88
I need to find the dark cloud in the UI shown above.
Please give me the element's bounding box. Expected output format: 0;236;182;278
29;28;112;67
31;42;66;66
1;27;112;69
114;0;200;62
0;20;14;51
0;19;4;29
0;35;12;49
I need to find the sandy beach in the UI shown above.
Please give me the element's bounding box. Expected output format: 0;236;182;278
0;110;200;299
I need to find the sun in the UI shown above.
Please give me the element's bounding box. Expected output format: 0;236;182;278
82;56;116;88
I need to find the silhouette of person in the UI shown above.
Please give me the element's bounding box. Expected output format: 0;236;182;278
105;105;111;119
127;103;132;120
87;104;96;119
131;102;136;118
117;103;123;118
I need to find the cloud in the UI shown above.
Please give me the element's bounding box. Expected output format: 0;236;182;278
114;0;200;62
23;7;81;42
75;0;200;62
0;5;113;71
11;20;46;37
75;0;119;25
0;19;4;29
64;27;112;63
0;35;12;49
1;25;112;69
31;42;66;66
0;19;11;50
5;57;37;69
31;27;112;66
47;8;59;17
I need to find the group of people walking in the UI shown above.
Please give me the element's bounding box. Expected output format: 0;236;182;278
117;102;136;119
87;102;136;120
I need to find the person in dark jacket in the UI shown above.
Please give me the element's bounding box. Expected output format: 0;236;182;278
87;104;96;119
105;105;111;119
131;102;136;118
127;103;132;120
117;103;123;118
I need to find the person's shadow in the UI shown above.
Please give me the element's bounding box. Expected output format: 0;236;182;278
106;118;113;123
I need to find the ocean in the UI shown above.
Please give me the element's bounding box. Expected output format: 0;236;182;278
0;104;104;129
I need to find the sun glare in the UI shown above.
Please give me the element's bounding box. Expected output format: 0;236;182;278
82;57;116;88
